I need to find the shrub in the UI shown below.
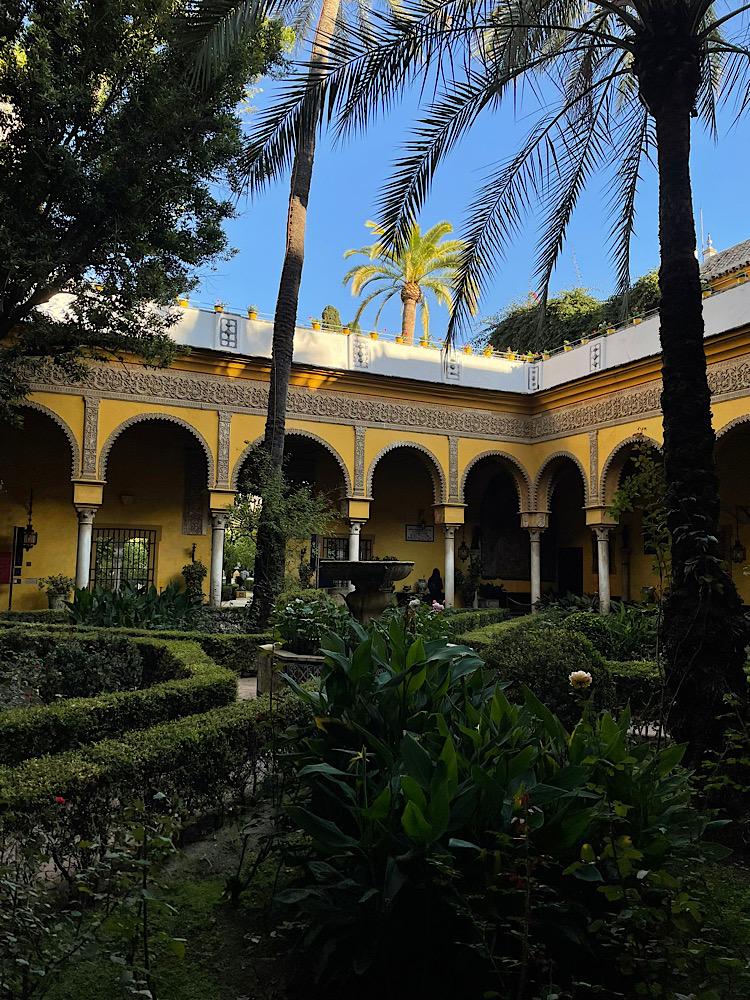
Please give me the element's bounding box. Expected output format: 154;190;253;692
375;601;452;642
481;622;612;727
277;626;731;998
561;610;618;656
560;604;658;660
0;609;68;625
444;607;510;634
607;659;662;724
0;632;237;764
66;581;195;629
455;615;528;652
0;692;307;844
273;595;352;655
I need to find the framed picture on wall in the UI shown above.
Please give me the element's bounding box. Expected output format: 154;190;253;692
405;524;435;542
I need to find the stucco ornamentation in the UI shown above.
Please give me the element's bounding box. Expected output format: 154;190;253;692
183;447;207;536
532;451;590;509
217;411;232;487
448;436;460;501
354;425;366;496
82;396;100;478
588;431;599;504
97;411;215;486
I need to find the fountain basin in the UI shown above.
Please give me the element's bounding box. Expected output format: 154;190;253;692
318;559;414;624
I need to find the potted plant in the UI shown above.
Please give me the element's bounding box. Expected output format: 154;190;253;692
419;336;430;347
580;335;589;345
177;296;190;308
462;344;473;354
737;272;749;285
563;340;573;352
342;325;350;335
505;346;517;360
524;351;535;362
541;350;551;360
631;313;643;325
214;300;225;313
701;281;713;298
606;324;616;335
38;574;75;610
395;334;404;344
370;330;379;340
247;304;258;319
483;345;493;357
311;317;321;330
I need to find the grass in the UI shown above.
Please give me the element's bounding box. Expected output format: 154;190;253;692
46;805;297;1000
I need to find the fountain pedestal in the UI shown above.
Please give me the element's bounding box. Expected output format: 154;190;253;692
318;560;414;625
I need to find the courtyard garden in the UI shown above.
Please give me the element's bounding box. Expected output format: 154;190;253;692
1;587;748;999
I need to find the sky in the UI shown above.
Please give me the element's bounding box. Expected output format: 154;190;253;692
193;71;750;344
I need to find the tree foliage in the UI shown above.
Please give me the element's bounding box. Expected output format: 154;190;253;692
0;0;285;419
483;272;661;353
321;303;343;330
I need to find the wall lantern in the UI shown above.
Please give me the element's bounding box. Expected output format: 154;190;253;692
23;490;38;551
457;531;470;562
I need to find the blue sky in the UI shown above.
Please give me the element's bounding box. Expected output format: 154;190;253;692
194;77;750;344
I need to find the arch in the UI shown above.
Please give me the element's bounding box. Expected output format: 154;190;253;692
599;434;662;505
366;441;446;503
460;450;532;509
533;451;590;510
98;413;215;486
20;401;81;479
716;414;750;441
230;429;352;494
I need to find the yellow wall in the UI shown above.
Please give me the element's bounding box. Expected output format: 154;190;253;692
1;411;78;610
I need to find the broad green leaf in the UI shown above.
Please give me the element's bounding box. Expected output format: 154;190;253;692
402;799;433;844
400;732;433;787
287;806;360;852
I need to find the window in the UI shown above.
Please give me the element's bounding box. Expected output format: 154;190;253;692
320;535;373;561
91;528;157;591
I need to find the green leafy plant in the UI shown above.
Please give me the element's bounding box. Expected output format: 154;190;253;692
37;575;75;608
273;596;352;655
66;582;195;629
181;561;207;606
275;623;733;997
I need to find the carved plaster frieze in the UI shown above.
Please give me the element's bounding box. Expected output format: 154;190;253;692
217;411;232;487
588;431;599;504
81;396;100;478
448;436;459;501
26;353;750;448
354;425;366;495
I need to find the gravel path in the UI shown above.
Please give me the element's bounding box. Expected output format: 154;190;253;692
237;676;257;700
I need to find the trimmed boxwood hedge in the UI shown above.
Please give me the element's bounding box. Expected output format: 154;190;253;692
0;629;237;764
0;609;68;624
0;691;307;836
0;618;272;677
606;659;661;721
446;608;511;634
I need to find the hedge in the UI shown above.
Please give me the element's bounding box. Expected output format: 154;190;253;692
0;691;308;837
455;616;532;652
606;659;661;722
0;618;272;676
0;629;237;765
446;608;511;634
0;609;68;624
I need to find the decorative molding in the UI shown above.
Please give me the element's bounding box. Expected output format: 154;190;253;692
459;450;532;507
210;510;230;531
351;336;370;370
533;451;589;509
229;428;352;494
217;411;232;487
527;364;540;391
598;433;661;502
75;506;98;524
366;441;446;503
590;340;604;373
520;511;549;531
448;436;460;501
588;431;599;504
216;315;239;351
354;425;366;496
444;354;461;382
81;396;100;479
20;400;81;479
716;413;750;439
26;353;750;450
97;411;215;486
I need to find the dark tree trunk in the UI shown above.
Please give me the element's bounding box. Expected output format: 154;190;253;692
249;0;340;628
639;45;748;755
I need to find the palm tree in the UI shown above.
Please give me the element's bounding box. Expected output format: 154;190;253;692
343;220;465;343
179;0;369;627
245;0;750;752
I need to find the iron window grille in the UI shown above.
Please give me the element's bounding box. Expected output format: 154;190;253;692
91;527;157;591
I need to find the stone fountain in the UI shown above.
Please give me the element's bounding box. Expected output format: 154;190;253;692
318;559;414;625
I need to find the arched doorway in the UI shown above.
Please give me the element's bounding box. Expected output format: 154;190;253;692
0;407;78;610
235;433;349;590
544;458;590;598
368;445;443;595
462;455;542;608
98;419;210;592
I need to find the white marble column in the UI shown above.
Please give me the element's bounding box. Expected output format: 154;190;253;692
210;511;229;607
594;526;612;614
348;520;365;561
528;528;543;611
444;526;457;606
75;507;97;589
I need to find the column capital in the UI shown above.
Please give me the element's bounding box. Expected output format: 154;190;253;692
348;519;365;533
210;510;230;530
75;505;98;524
592;524;615;541
444;524;459;538
520;510;549;531
432;503;466;526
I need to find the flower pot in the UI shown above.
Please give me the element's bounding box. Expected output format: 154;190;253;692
462;345;473;354
214;305;224;313
419;338;430;347
541;352;550;360
580;337;589;345
342;327;350;335
178;298;189;308
563;345;572;352
702;290;712;299
395;335;404;344
606;327;616;335
370;331;379;340
483;348;493;357
247;309;258;320
311;321;321;330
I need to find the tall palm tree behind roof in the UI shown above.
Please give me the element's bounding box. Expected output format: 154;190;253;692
242;0;750;751
343;219;466;342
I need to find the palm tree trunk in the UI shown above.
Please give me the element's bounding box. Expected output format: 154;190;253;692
653;101;748;756
250;0;340;627
400;283;420;344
